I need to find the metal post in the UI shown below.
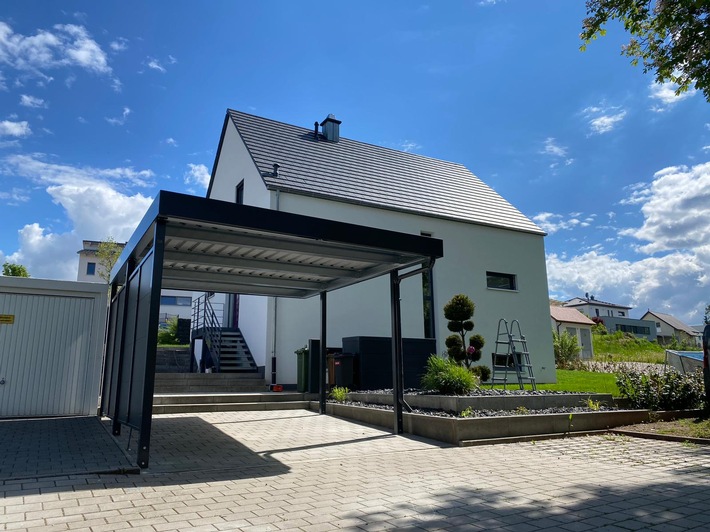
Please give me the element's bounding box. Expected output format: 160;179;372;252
136;220;166;469
319;291;327;414
390;270;404;434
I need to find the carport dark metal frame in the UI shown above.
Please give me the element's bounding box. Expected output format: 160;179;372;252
101;191;443;468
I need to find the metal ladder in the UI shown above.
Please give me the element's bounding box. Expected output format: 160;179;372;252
490;319;536;390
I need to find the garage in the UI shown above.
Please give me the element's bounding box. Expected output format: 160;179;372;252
0;277;107;417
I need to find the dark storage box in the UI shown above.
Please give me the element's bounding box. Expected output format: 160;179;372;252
342;336;436;391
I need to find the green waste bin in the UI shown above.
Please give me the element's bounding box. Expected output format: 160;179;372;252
296;350;309;392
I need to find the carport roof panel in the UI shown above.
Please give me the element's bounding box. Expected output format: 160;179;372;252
111;191;443;298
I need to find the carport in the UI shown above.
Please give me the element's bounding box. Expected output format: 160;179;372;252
101;191;443;468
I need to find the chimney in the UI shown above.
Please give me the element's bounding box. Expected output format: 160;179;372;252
320;113;341;142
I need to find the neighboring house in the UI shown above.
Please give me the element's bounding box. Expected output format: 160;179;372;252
564;295;631;319
77;240;192;326
205;109;555;385
641;310;702;347
550;306;594;359
563;294;656;341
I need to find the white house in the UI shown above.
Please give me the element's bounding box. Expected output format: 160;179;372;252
550;305;594;359
205;110;554;384
77;240;192;326
564;295;631;319
642;310;702;347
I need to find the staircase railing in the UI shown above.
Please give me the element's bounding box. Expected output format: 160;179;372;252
192;294;224;372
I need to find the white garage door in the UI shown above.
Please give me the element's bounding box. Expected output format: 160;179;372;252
0;291;101;417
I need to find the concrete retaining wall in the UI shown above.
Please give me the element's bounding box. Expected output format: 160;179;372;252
316;402;700;445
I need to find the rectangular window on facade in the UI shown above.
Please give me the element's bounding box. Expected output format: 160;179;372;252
619;311;625;317
595;309;600;317
160;296;192;306
86;262;96;276
236;180;244;205
486;271;517;290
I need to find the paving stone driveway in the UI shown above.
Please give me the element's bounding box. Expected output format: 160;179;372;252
2;410;710;531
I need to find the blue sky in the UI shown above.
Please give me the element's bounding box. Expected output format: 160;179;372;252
0;1;708;324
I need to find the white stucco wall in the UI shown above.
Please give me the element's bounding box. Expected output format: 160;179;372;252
208;120;271;365
267;192;555;384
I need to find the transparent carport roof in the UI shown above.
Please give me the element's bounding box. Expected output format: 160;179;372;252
102;190;444;468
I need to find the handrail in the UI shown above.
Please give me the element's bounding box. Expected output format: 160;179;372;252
191;294;224;372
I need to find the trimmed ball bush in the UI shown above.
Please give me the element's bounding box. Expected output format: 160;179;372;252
421;355;475;395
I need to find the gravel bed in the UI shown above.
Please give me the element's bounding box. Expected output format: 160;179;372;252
331;398;617;419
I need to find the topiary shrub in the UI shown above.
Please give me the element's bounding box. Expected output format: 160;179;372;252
421;355;475;395
471;364;491;382
443;294;484;368
616;367;704;411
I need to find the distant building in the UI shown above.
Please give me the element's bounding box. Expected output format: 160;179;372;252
564;295;631;319
563;294;655;341
642;310;702;347
77;240;192;326
550;306;594;359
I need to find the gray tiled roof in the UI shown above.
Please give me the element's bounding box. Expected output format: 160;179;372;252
646;311;700;336
228;110;544;235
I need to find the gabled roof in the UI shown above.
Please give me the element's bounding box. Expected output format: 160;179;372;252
565;296;631;310
550;306;595;326
220;110;544;235
644;310;700;336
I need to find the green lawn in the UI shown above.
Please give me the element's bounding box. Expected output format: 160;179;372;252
592;332;666;364
491;369;620;395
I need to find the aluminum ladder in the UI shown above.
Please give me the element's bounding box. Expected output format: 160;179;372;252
490;318;537;390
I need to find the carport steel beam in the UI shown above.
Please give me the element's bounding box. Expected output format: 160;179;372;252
104;191;443;468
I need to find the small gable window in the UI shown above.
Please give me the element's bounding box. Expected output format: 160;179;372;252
236;180;244;205
86;262;96;276
486;271;517;291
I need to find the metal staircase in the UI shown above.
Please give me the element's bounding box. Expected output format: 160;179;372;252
490;319;536;390
191;294;258;373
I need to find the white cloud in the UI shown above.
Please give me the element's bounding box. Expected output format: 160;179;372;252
0;71;6;91
541;137;567;158
77;116;87;124
547;160;710;323
649;80;696;110
146;57;166;73
20;94;47;108
164;137;178;147
105;106;131;126
0;187;30;203
581;103;626;135
0;22;118;87
0;120;31;137
184;163;211;189
619;161;710;254
399;140;421;153
0;154;155;280
532;212;590;234
110;37;128;52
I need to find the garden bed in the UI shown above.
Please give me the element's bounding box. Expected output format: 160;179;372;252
313;389;702;445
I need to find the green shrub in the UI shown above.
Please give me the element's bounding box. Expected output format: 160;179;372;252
553;330;581;369
157;317;179;345
329;386;349;403
616;368;704;410
471;364;491;382
421;355;475;395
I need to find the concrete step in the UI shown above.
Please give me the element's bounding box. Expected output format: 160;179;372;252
153;393;305;405
153;373;266;393
152;400;311;415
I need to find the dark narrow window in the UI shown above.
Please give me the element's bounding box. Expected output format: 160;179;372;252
486;271;517;290
86;262;96;275
236;180;244;204
619;311;625;317
595;309;600;317
421;232;435;338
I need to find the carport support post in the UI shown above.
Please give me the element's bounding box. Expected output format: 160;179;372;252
319;291;327;413
390;270;404;434
136;220;166;469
